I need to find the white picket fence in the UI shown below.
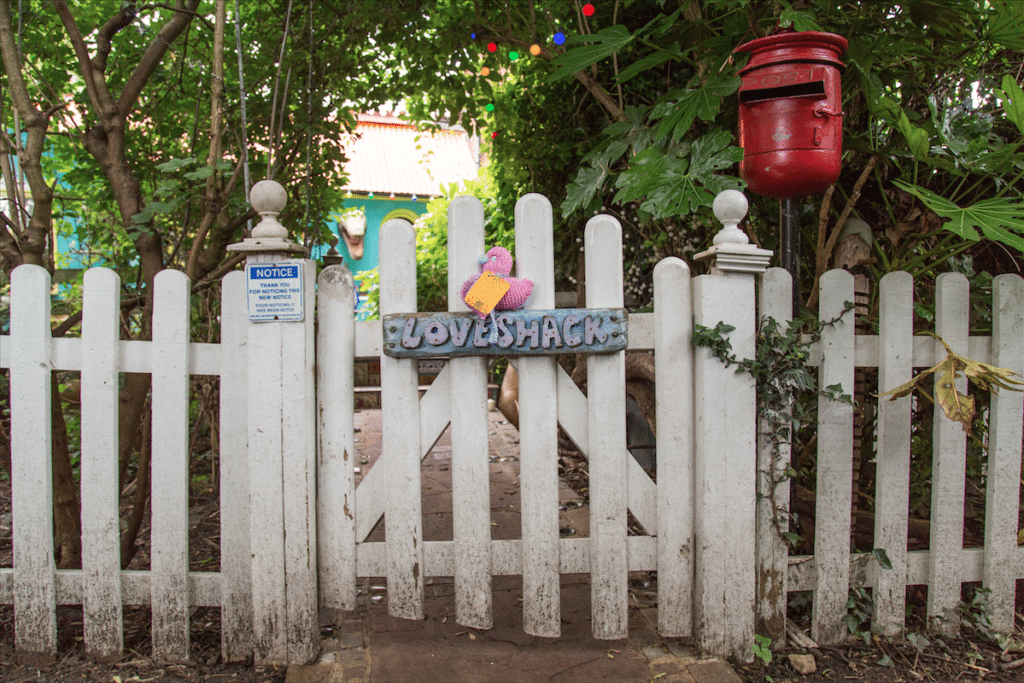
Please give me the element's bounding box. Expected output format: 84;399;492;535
1;190;1023;665
0;266;254;662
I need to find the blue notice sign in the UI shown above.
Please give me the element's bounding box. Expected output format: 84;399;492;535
246;260;304;322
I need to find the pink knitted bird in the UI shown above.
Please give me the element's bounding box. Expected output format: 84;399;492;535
460;246;533;323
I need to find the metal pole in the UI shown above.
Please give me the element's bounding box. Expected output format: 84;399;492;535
779;198;801;313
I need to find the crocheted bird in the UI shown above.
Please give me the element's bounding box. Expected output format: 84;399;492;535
460;246;534;341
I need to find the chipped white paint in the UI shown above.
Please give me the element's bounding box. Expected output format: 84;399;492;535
515;194;561;637
80;268;124;659
447;196;493;629
984;275;1024;632
925;273;971;634
317;264;358;611
811;270;856;646
380;218;425;620
585;214;628;640
928;273;970;634
692;271;758;661
218;272;253;661
654;256;693;638
150;269;192;661
9;265;57;657
755;267;791;642
873;272;914;636
248;253;289;663
281;259;318;663
690;193;764;661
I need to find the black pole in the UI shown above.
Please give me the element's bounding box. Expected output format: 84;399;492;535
779;197;801;314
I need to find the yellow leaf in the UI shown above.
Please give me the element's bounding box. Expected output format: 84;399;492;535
877;331;1022;435
934;363;975;432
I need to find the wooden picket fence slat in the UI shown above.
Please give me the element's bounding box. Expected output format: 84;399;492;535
755;267;791;642
654;256;694;638
928;273;970;635
811;270;856;645
514;193;562;638
873;271;914;637
379;218;425;621
446;196;493;630
218;271;253;661
585;214;628;639
9;265;57;657
80;268;124;659
983;274;1024;632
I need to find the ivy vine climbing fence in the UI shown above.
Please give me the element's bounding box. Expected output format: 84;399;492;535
1;189;1022;666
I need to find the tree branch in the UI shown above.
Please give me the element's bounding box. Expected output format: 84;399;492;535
0;0;40;119
51;0;114;115
117;0;202;114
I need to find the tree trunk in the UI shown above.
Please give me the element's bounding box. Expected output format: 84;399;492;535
118;373;152;491
50;373;81;569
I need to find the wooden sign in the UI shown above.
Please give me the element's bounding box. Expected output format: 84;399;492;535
382;308;627;358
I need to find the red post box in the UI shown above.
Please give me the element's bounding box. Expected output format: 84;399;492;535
735;31;848;198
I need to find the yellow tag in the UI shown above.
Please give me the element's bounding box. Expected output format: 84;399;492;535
464;272;510;315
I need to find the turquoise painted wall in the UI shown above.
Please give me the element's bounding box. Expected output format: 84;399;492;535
310;197;428;318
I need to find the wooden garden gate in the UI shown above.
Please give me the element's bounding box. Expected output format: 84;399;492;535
315;193;692;641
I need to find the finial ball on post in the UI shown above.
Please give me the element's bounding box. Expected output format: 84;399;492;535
712;189;750;245
250;179;288;216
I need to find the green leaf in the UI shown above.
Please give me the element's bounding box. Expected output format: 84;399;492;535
894;180;1024;253
872;548;893;570
997;75;1024;135
989;0;1024;50
614;130;743;218
561;165;609;218
156;157;194;173
615;48;675;85
549;25;635;82
652;76;741;143
777;1;823;32
183;165;214;181
897;112;932;161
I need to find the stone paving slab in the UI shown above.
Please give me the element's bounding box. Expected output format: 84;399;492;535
287;408;741;683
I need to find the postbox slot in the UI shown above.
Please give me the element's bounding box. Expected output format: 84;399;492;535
739;80;826;104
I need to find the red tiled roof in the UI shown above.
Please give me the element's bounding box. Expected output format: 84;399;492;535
341;114;479;196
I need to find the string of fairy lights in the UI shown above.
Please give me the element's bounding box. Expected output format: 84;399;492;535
472;3;598;139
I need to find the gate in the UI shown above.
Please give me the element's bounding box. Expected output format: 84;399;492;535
316;194;673;640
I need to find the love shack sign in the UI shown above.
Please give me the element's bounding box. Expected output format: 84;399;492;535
382;308;628;358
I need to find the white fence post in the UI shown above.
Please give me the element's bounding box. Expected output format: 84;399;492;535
10;264;57;658
928;272;969;634
226;179;318;664
447;196;492;629
317;264;357;611
984;273;1024;632
585;214;628;639
691;190;771;661
873;271;914;636
80;267;124;659
654;256;693;637
515;193;561;637
755;267;791;642
379;217;425;620
811;269;855;645
150;269;192;660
